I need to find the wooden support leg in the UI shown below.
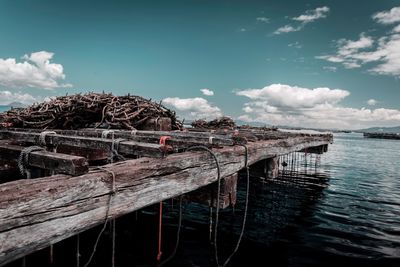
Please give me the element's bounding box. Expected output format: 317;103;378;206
186;173;238;209
266;156;279;179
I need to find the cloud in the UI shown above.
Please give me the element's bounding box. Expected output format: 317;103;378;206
200;88;214;96
372;6;400;24
236;84;349;108
367;99;378;106
317;31;400;77
292;6;330;23
323;66;337;72
162;97;222;120
236;84;400;129
256;17;270;23
0;90;39;105
274;25;302;35
288;41;302;49
0;51;71;90
274;6;330;35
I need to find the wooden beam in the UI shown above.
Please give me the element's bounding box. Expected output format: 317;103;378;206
0;131;167;158
0;135;331;265
0;144;89;176
4;128;236;148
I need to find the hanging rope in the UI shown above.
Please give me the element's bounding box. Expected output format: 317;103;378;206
220;144;250;267
76;234;80;267
101;130;126;162
83;167;117;267
111;218;116;267
110;138;126;162
159;195;183;266
186;144;250;267
185;146;222;266
18;146;45;179
156;201;163;264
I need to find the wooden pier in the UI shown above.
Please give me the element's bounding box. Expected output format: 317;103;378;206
0;127;332;265
363;132;400;140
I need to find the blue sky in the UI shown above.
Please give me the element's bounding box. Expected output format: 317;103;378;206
0;0;399;129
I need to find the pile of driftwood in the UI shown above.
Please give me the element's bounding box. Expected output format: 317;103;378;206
0;93;183;130
191;116;236;129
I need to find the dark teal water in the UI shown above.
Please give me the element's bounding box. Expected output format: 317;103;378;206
0;106;11;112
163;133;400;266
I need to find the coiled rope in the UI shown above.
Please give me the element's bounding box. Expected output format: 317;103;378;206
38;131;56;146
18;146;45;179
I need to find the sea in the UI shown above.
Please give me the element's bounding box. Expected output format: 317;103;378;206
6;132;400;267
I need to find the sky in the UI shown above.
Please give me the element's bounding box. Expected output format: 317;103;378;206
0;0;400;130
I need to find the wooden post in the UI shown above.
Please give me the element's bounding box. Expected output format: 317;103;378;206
266;156;279;179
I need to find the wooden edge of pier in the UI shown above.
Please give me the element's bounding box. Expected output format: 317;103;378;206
0;127;333;265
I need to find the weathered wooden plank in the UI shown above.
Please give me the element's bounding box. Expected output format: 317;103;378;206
4;128;236;147
0;135;331;265
0;131;167;158
0;144;89;176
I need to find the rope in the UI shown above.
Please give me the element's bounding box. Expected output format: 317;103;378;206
101;130;115;139
83;167;117;267
38;131;56;146
185;145;250;267
111;138;126;162
221;144;250;267
160;195;183;266
185;146;222;266
112;219;116;267
49;244;54;264
101;130;126;162
156;202;163;264
76;234;80;267
18;146;45;178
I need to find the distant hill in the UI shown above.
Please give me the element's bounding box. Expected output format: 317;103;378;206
8;102;26;108
357;126;400;133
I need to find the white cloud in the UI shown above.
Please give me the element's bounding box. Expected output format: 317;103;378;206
0;91;38;105
367;99;378;106
274;6;329;35
274;25;302;35
163;97;222;120
292;6;330;23
288;41;302;49
256;17;270;23
236;84;400;129
337;33;374;55
323;66;337;72
0;51;71;90
318;32;400;77
200;88;214;96
393;24;400;33
372;6;400;25
236;84;349;108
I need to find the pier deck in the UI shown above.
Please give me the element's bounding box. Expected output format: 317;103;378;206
0;127;332;265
